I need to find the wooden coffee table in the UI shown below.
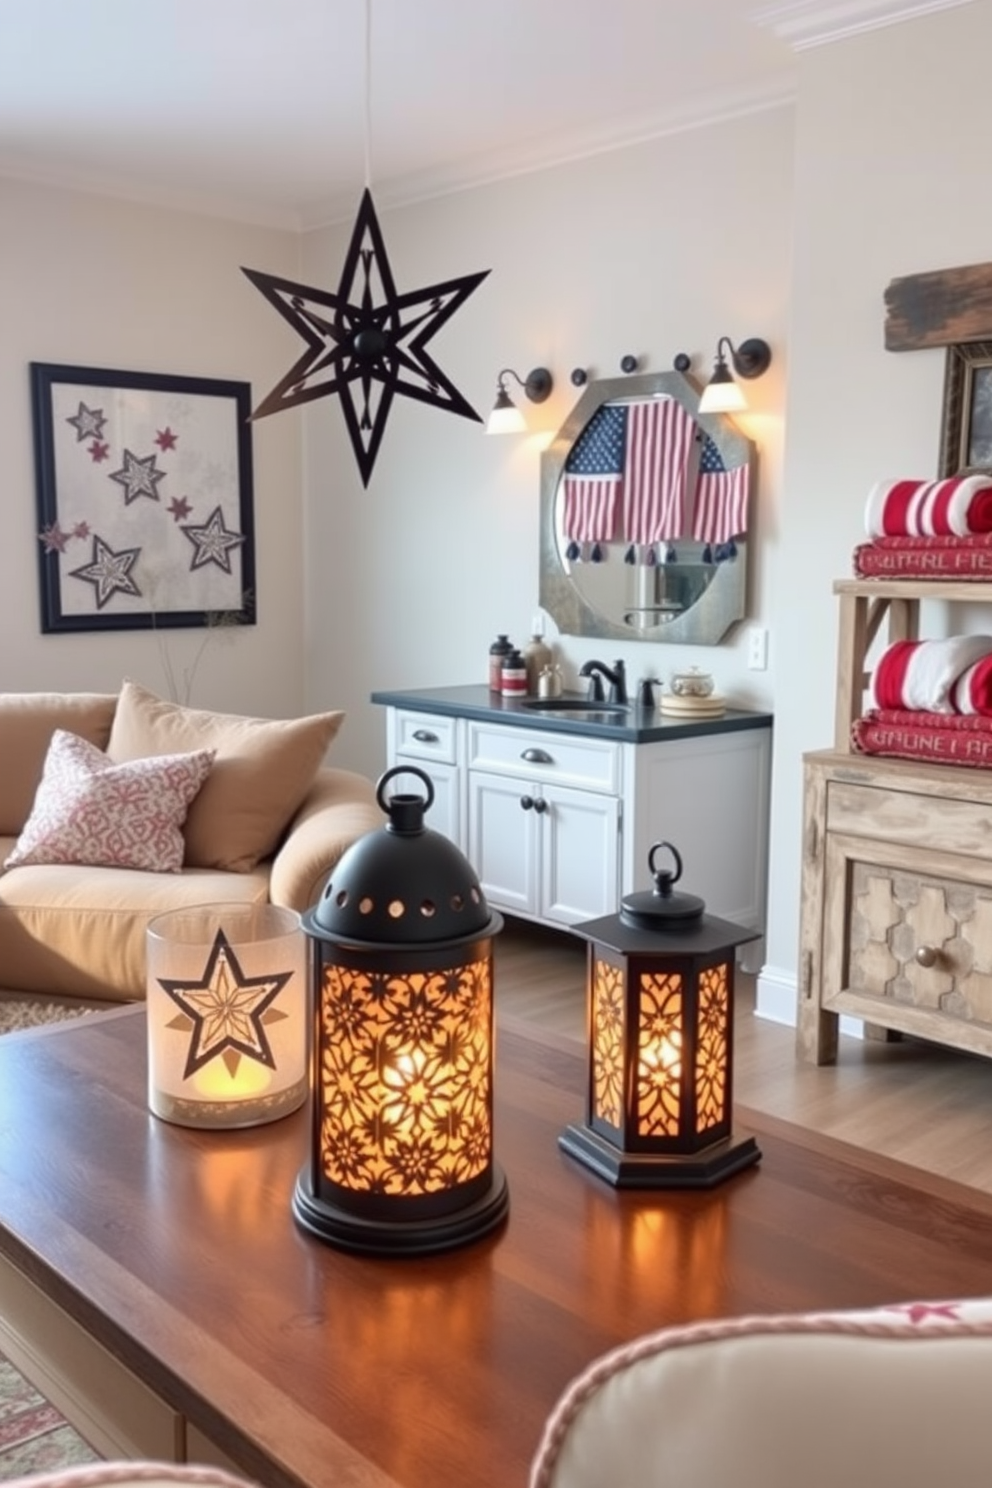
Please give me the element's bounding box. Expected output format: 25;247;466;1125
1;1007;992;1488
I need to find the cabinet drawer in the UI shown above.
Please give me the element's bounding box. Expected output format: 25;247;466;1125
394;709;457;764
826;780;992;861
822;830;992;1056
466;721;620;794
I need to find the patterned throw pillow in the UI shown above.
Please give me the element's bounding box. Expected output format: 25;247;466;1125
4;729;215;874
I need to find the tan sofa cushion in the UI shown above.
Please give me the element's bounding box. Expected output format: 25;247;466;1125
0;859;270;1001
107;680;345;873
0;692;118;835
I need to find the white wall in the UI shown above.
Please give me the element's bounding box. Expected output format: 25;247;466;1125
762;0;992;1020
0;178;305;716
298;106;794;782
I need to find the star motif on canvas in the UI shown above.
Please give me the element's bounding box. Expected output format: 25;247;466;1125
66;401;107;442
68;535;142;608
181;505;246;572
242;188;489;486
109;448;167;505
157;929;292;1080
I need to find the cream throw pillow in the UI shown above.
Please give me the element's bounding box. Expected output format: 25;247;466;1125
5;730;214;873
107;680;344;872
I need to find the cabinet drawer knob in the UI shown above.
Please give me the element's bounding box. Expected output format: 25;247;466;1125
915;944;938;968
412;729;439;743
521;747;553;764
520;795;534;811
533;798;548;814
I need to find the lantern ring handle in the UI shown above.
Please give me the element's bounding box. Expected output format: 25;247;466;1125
376;764;436;816
647;840;683;885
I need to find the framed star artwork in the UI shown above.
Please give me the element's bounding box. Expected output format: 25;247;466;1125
30;362;256;633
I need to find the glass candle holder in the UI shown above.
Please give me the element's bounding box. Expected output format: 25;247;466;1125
147;902;308;1129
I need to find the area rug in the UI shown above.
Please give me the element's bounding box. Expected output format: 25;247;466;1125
0;1350;101;1477
0;1001;106;1037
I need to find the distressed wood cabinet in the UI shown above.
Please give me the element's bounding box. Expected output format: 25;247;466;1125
799;577;992;1063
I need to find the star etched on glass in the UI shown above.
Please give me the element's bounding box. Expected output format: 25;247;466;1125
157;928;292;1081
242;189;489;486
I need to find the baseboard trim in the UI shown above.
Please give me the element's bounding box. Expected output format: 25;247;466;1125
755;964;798;1025
755;965;865;1039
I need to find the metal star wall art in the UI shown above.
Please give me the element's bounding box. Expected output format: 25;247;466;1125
157;928;293;1081
242;189;489;486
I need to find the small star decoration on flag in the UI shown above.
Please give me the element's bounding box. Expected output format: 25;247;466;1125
242;189;489;486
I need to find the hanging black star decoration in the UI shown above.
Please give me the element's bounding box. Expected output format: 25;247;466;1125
242;188;489;486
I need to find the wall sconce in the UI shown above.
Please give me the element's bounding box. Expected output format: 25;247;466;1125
147;903;308;1129
293;766;508;1256
559;842;761;1189
486;366;553;434
698;336;772;414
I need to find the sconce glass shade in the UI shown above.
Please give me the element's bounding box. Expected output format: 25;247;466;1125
294;767;508;1256
486;384;527;435
486;366;552;434
147;903;308;1129
560;895;761;1188
698;360;747;414
698;336;771;415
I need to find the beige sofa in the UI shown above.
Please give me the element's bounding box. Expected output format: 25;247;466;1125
0;684;383;1003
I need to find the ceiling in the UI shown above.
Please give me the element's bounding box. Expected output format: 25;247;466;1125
0;0;971;230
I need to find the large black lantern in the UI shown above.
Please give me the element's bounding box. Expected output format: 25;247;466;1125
293;767;508;1256
560;842;761;1189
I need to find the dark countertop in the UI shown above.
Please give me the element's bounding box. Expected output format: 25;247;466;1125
370;683;773;744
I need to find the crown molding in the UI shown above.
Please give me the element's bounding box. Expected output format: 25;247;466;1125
301;79;797;231
750;0;974;49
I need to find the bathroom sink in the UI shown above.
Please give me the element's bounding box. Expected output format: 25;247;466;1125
521;698;629;720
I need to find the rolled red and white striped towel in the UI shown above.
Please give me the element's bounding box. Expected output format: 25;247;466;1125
871;635;992;714
865;475;992;538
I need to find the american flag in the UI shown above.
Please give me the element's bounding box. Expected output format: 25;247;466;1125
692;435;749;546
562;398;695;549
563;404;625;544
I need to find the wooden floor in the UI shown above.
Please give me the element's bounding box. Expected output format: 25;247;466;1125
494;917;992;1197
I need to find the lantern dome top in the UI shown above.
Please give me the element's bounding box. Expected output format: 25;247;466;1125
305;766;499;949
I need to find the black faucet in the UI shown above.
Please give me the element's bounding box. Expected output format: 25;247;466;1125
579;658;628;706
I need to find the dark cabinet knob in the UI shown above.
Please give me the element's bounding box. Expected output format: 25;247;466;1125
520;795;534;811
533;798;548;814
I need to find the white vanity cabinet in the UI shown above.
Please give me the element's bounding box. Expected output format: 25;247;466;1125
374;686;773;941
466;721;622;926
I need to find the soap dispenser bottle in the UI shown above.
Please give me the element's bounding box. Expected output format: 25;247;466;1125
522;614;553;695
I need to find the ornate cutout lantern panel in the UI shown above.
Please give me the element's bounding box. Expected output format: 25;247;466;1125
561;842;761;1188
147;903;307;1130
294;767;508;1257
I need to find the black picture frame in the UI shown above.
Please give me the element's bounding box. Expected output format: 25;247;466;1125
938;340;992;477
31;362;256;634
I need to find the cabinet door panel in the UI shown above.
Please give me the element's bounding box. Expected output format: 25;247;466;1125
540;785;620;927
468;772;538;916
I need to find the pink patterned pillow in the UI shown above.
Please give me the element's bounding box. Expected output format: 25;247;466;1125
4;729;215;873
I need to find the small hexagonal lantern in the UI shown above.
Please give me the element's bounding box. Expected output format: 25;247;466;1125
293;767;508;1256
560;842;762;1188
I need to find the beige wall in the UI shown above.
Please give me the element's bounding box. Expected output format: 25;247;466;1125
4;2;990;1024
763;0;992;1019
299;106;793;776
0;179;304;716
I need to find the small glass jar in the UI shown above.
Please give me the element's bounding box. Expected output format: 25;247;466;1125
669;666;715;698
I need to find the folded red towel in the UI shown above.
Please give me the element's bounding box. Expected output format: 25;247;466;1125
865;475;992;538
871;636;992;714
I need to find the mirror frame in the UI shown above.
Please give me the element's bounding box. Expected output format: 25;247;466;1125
539;369;756;645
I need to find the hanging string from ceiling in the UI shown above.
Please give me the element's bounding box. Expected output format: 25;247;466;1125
239;0;491;487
